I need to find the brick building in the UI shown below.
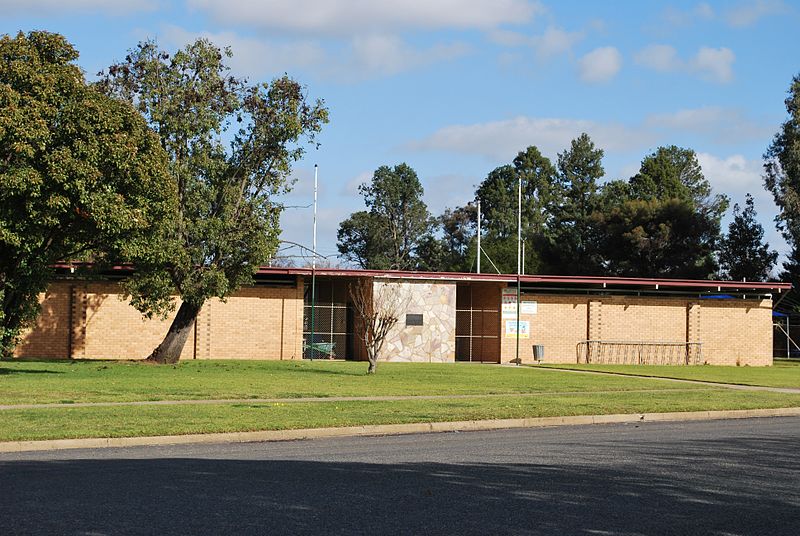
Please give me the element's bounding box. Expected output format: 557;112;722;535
14;266;790;366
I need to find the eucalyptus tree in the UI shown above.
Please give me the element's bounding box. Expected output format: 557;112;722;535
99;38;328;363
764;74;800;282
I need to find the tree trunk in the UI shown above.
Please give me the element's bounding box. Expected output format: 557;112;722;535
145;300;203;364
367;356;377;374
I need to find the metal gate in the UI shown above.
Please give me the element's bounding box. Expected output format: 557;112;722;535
455;284;500;363
303;278;353;359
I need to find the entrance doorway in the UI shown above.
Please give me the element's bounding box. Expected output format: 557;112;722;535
303;278;355;360
455;283;501;363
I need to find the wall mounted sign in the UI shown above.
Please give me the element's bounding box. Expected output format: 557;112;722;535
501;288;518;318
505;320;530;338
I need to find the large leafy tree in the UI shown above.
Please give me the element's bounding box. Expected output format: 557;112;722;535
546;133;605;274
99;38;328;363
0;31;174;358
718;194;777;281
337;163;434;270
630;145;728;218
594;145;727;278
593;198;720;278
764;74;800;283
475;146;559;274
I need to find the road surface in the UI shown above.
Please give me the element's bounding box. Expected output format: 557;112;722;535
2;417;799;535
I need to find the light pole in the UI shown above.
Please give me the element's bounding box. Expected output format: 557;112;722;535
515;174;521;366
477;200;481;274
309;164;318;360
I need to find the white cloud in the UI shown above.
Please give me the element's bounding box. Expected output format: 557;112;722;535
2;0;156;14
161;25;467;81
646;106;771;143
341;171;373;196
724;0;788;27
422;174;480;213
161;25;325;79
487;25;583;61
534;26;583;60
697;152;785;253
407;105;770;162
690;46;735;83
660;3;715;27
348;35;470;77
634;44;682;72
577;46;622;84
188;0;543;35
634;44;735;84
407;116;651;161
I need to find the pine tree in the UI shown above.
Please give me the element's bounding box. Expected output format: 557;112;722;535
718;194;777;281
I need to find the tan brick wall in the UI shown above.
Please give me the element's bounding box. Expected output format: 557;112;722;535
13;282;72;359
699;298;772;366
80;282;195;360
15;278;773;366
600;296;688;343
500;293;588;364
201;284;303;360
16;279;303;360
498;288;773;366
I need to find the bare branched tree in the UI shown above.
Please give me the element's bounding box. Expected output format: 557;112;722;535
349;278;408;374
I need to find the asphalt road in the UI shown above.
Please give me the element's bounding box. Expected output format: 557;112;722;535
2;417;799;535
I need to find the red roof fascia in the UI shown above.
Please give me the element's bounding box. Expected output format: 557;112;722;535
51;262;791;292
256;266;791;292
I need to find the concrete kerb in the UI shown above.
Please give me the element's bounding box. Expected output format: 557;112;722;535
2;406;800;453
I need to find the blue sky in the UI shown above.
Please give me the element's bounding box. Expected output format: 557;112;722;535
3;0;799;267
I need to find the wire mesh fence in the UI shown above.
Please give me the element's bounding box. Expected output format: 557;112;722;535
455;308;500;362
577;340;703;365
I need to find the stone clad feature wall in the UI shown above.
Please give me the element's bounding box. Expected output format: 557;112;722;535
378;280;456;363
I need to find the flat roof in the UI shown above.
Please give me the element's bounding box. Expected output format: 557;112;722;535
257;266;791;293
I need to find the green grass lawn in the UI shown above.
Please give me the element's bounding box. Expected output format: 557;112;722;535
2;389;799;442
539;360;800;388
0;359;711;405
2;359;799;442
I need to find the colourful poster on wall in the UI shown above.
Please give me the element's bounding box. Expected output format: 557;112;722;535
505;320;530;338
501;288;518;318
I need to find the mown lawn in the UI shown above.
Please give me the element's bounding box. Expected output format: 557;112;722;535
539;360;800;388
2;389;799;442
2;360;799;442
0;359;710;405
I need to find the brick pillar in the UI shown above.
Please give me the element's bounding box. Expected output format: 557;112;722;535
586;300;602;363
686;302;701;364
194;303;212;360
588;300;602;340
69;285;87;359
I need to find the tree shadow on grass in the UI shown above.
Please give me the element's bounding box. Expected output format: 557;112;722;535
0;367;62;375
1;433;799;535
288;365;369;377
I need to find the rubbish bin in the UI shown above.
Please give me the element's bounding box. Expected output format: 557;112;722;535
532;344;544;362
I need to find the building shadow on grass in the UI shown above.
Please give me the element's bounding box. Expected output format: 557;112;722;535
1;434;799;535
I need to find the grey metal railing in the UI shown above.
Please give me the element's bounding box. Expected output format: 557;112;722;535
576;340;703;365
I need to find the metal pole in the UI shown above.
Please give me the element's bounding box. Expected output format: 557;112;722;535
309;164;318;360
477;200;481;274
788;316;791;359
522;241;525;275
515;175;521;366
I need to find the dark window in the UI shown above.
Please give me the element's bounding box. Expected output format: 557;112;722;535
406;313;423;326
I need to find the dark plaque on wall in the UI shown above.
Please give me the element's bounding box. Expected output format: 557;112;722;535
406;313;423;326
